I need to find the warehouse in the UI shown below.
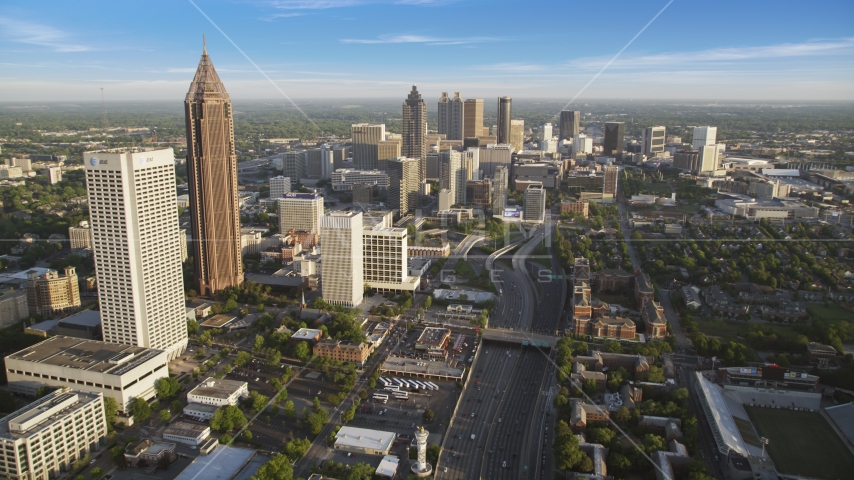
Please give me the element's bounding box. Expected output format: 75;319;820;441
334;426;395;456
163;422;211;446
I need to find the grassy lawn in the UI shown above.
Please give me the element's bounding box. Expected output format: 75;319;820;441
675;204;702;213
807;304;854;325
696;317;799;343
745;407;854;480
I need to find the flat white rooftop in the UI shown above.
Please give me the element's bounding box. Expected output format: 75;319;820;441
335;426;395;451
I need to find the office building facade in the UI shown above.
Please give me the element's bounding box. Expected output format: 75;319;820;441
603;165;619;196
68;221;92;250
573;134;593;155
437;150;463;205
320;212;364;307
363;225;417;292
402;86;427;181
331;169;389;191
642;126;666;156
387;157;420;214
466;180;493;208
352;123;386;170
26;267;80;317
692;126;717;150
559;110;581;140
463;99;484;139
493;165;509;214
277;193;324;233
282;150;306;183
604;122;625;156
269;175;291;199
497;97;512;145
0;389;108;480
478;144;511;178
437;92;463;141
184;46;243;296
0;290;28;327
523;184;547;223
84;148;188;360
509;119;525;153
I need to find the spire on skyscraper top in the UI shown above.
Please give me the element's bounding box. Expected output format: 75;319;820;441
186;43;229;102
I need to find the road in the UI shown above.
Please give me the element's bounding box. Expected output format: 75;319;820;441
618;202;690;349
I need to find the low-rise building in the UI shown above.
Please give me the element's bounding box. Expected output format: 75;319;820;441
569;400;610;431
573;351;650;374
681;285;702;310
4;336;169;413
291;328;324;345
0;289;28;327
333;426;395;456
560;199;589;218
0;389;108;480
182;403;218;422
187;378;249;407
124;440;177;468
570;364;607;391
638;416;683;442
415;327;451;351
642;299;668;340
163;422;211;446
806;342;837;364
634;268;655;309
595;269;633;293
313;340;374;366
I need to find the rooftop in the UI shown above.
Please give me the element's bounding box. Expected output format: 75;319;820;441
164;421;210;438
0;389;100;440
694;372;748;457
126;440;175;457
174;446;256;480
417;327;451;346
292;328;323;341
57;309;101;328
5;336;164;376
334;426;395;451
200;314;238;329
188;377;248;400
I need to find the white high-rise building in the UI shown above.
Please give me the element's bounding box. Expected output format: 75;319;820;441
573;134;593;155
699;144;719;173
438;150;463;204
48;166;63;184
438;189;453;211
540;123;553;141
523;183;547;223
362;225;418;292
277;193;324;233
320;211;364;307
84;148;188;360
692;126;717;150
270;176;291;199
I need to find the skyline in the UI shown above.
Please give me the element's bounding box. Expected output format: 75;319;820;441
0;0;851;102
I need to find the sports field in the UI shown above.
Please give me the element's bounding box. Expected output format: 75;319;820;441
745;406;854;480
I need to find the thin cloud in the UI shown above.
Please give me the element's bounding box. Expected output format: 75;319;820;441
0;17;89;52
262;0;450;9
260;12;304;21
341;34;497;45
569;37;854;69
475;62;549;71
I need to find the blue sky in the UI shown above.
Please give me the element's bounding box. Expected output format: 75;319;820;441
1;0;853;101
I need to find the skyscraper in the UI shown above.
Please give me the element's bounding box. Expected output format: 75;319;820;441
388;157;421;214
493;165;509;214
604;122;625;156
277;193;324;234
698;145;719;173
320;212;363;307
692;126;717;150
642;126;666;156
559;110;581;140
402;86;427;181
184;45;243;296
603;165;619;196
497;97;512;145
352;123;386;170
438;92;463;141
438;150;463;205
540;123;553;141
509;119;525;153
463;98;484;139
85;147;188;360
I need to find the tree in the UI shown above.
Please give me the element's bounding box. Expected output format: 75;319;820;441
607;452;632;478
578;454;594;473
553;423;585;473
342;403;357;423
160;409;172;422
155;377;181;399
36;386;57;399
276;389;289;403
171;400;183;413
243;430;253;441
294;341;311;361
613;406;631;424
645;365;666;383
187;320;200;336
250;453;293;480
210;405;247;432
641;434;666;453
219;434;233;445
587;427;616;445
284;437;311;461
103;397;118;425
583;378;599;396
253;335;265;353
313;396;321;410
234;351;252;367
249;391;269;412
344;462;375;480
129;397;151;424
90;467;103;480
284;400;296;418
424;296;432;309
423;409;434;423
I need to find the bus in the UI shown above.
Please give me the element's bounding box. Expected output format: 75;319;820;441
399;379;411;389
412;380;426;390
393;392;409;400
392;378;404;387
379;377;391;386
373;393;389;400
384;385;400;392
426;382;439;390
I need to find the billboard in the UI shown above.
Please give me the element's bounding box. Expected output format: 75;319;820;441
761;365;786;381
503;208;521;218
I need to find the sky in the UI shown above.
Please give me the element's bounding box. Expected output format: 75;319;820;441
1;0;853;102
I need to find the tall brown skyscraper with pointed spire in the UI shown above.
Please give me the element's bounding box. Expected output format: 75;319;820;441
184;44;243;296
402;85;427;182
